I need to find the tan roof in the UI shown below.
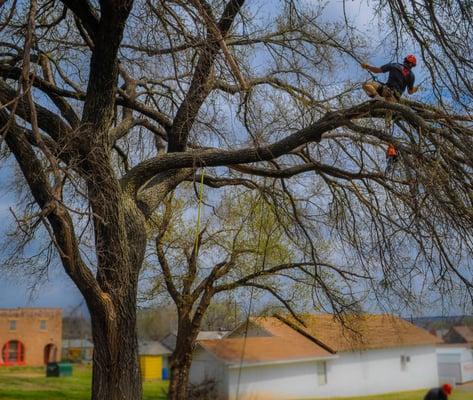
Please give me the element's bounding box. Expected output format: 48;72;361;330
451;326;473;343
199;336;333;365
200;314;440;364
139;341;171;356
278;313;441;352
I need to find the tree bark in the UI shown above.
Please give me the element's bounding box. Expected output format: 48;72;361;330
168;313;200;400
168;357;193;400
168;345;194;399
90;289;142;400
168;290;215;400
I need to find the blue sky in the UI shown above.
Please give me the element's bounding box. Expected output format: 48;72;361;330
0;159;85;310
0;0;465;316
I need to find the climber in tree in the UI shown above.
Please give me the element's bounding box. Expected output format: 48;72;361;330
361;54;419;173
361;54;418;101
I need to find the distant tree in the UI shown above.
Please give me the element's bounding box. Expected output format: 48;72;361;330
62;316;92;340
147;187;347;396
200;299;243;331
0;1;471;400
137;306;178;341
62;302;92;340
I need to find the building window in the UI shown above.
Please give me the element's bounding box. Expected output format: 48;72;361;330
401;355;410;371
317;361;327;385
9;320;16;331
1;340;25;365
40;320;47;330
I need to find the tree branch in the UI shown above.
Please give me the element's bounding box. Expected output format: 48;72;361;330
167;0;246;152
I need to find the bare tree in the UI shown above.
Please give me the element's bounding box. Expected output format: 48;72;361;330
0;1;471;400
147;186;372;398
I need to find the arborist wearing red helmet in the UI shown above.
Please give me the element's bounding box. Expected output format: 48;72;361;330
360;54;419;173
423;383;453;400
361;54;418;101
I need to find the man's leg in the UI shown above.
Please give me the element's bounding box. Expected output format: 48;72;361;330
380;86;397;132
362;81;382;98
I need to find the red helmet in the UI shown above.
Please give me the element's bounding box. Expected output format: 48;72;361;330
442;383;453;395
404;54;417;67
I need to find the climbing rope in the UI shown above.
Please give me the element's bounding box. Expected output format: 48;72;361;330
193;168;205;256
235;190;268;400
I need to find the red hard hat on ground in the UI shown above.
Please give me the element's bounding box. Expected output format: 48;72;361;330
404;54;417;66
442;383;453;395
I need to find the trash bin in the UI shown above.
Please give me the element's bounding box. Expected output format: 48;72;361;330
46;362;73;377
58;362;73;377
46;362;59;377
162;367;169;380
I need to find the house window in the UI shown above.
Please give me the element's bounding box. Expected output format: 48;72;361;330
40;320;47;330
401;355;410;371
1;340;25;364
317;361;327;385
9;320;16;331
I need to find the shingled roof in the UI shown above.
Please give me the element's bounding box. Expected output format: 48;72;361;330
277;313;441;352
449;326;473;343
199;335;334;366
197;313;440;365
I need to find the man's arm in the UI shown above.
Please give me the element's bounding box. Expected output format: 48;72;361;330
407;73;418;94
361;63;383;73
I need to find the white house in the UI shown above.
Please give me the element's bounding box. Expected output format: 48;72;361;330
437;345;473;384
189;313;440;400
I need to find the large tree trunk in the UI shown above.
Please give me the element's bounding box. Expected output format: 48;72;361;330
168;347;193;400
168;314;199;400
90;290;142;400
88;201;146;400
168;296;213;400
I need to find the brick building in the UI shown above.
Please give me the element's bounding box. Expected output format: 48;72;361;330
0;308;62;366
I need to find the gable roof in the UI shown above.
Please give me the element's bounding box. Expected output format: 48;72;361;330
248;316;336;353
449;326;473;343
138;341;171;356
199;336;334;366
198;313;440;365
276;313;441;352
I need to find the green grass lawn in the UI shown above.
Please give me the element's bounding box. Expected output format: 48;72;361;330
0;365;167;400
0;366;471;400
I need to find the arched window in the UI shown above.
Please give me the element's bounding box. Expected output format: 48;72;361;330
1;340;25;365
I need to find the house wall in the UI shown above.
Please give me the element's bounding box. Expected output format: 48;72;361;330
318;345;438;397
0;308;62;367
190;349;228;399
140;355;163;380
226;345;438;399
437;347;473;383
228;360;324;400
